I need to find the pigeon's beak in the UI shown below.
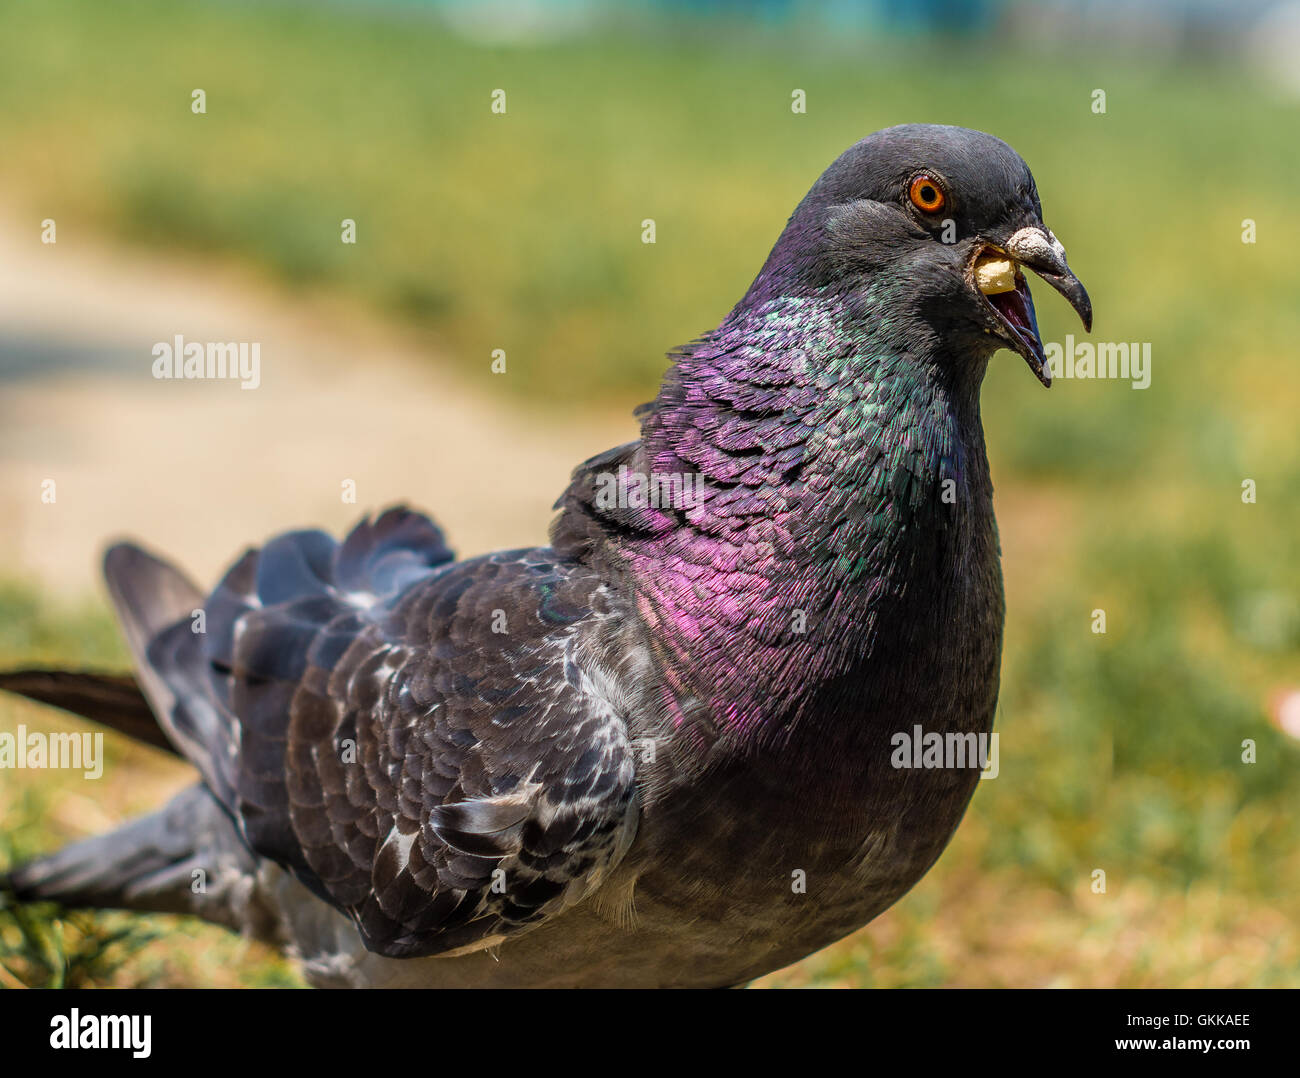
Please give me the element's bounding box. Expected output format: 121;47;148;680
969;226;1092;388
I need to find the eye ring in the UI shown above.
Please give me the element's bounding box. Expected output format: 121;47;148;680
908;174;947;214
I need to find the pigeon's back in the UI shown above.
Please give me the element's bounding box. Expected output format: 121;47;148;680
9;508;658;977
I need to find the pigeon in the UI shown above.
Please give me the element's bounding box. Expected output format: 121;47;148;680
0;124;1090;988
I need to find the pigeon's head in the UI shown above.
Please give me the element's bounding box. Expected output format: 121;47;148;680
760;123;1092;387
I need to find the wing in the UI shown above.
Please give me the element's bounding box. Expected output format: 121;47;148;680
105;507;640;958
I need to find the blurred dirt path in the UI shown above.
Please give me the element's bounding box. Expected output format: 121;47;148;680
0;218;633;600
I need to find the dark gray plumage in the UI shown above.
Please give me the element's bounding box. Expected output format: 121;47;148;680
1;124;1090;987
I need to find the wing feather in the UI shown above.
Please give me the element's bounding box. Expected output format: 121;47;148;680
110;506;639;958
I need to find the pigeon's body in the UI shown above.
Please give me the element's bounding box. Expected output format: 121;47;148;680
1;125;1090;987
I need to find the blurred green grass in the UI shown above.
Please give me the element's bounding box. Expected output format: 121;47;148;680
1;0;1298;987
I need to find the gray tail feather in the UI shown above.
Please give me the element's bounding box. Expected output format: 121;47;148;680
102;542;204;666
0;668;180;756
2;784;264;935
0;543;206;759
101;543;239;803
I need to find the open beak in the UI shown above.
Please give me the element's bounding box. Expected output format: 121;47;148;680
969;226;1092;387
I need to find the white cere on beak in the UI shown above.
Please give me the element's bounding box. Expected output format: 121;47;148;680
1005;226;1067;268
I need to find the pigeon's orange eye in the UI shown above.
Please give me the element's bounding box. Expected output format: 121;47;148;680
909;175;946;213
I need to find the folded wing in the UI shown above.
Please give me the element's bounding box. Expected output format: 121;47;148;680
104;506;639;958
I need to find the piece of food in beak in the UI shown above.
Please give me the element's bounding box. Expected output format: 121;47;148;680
974;253;1017;295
